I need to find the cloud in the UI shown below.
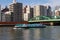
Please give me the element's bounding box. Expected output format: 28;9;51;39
40;0;60;9
46;0;60;8
30;0;60;9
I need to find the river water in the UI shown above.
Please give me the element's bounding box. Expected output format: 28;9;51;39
0;26;60;40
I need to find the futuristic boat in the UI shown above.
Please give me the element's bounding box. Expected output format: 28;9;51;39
13;24;46;29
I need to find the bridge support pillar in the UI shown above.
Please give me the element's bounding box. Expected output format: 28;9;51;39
50;22;54;26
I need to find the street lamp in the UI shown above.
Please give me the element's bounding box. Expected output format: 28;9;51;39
54;16;57;19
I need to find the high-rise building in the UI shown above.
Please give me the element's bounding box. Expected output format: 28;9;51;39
4;11;12;22
55;9;60;16
54;6;60;16
23;5;33;21
1;6;9;13
46;6;52;17
34;5;47;17
1;13;6;22
9;0;23;22
0;5;1;21
1;7;14;22
1;6;9;22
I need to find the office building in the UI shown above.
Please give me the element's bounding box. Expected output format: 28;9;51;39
9;0;23;22
55;9;60;16
46;6;52;17
1;6;9;22
3;11;12;22
0;5;2;22
34;5;47;17
1;6;9;13
23;5;33;21
0;5;1;22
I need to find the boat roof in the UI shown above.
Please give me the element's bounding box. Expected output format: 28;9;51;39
15;24;46;27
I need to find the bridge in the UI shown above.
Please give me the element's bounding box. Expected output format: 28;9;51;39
28;16;60;26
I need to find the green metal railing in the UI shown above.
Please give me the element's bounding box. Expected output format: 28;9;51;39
28;16;60;22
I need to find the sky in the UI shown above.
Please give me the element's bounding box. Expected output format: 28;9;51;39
0;0;60;9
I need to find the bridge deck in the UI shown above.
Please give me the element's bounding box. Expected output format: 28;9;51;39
29;19;60;22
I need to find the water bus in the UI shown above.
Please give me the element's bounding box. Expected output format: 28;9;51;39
13;24;46;29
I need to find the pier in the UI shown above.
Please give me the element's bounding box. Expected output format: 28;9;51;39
0;22;28;26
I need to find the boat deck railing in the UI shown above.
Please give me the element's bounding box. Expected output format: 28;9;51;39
15;24;46;28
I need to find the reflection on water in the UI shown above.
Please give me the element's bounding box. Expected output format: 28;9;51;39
0;26;60;40
0;27;24;40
